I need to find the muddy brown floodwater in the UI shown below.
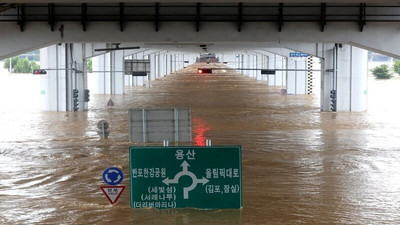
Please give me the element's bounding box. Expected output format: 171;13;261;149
1;63;400;225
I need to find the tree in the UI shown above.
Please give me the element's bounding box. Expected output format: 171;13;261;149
87;58;93;73
3;57;40;73
13;58;32;73
31;61;40;71
3;57;19;70
371;64;393;79
393;60;400;76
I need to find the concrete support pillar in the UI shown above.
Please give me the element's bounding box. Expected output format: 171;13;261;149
160;53;167;77
124;54;133;87
321;44;368;112
286;57;307;95
255;54;261;81
40;43;88;111
168;54;172;74
110;51;125;94
149;53;157;87
275;55;286;86
252;54;255;78
89;51;124;94
260;54;266;82
133;51;145;86
243;54;249;76
90;54;106;93
40;44;66;111
171;55;175;73
155;53;160;78
267;54;275;86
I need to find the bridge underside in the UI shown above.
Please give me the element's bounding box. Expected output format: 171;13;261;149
0;2;389;113
1;2;400;59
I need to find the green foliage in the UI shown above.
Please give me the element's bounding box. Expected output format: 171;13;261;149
393;60;400;76
87;58;93;73
4;57;40;73
3;57;19;70
14;58;32;73
371;64;393;79
31;61;40;71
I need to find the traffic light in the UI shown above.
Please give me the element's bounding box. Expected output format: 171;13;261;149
33;69;47;75
330;90;337;112
84;89;90;102
197;68;212;74
73;89;79;111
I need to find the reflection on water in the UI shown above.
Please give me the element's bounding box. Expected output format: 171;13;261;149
1;64;400;224
192;118;211;146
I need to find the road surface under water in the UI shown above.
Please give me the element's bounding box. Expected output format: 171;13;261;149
1;63;400;224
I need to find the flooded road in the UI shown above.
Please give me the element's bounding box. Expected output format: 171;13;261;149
1;63;400;224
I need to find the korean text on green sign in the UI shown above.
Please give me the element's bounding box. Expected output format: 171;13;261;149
129;146;242;209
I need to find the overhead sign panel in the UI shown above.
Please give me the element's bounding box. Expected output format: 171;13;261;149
129;146;242;209
129;108;191;143
261;69;276;75
131;71;147;76
124;59;150;75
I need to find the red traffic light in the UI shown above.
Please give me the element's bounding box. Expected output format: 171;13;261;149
197;68;212;74
33;69;47;75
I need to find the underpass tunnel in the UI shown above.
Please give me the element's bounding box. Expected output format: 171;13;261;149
1;41;369;113
2;3;400;223
1;2;399;114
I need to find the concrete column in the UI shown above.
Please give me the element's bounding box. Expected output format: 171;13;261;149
243;54;250;76
90;52;115;93
283;57;287;86
40;44;67;111
321;44;368;112
145;53;156;87
255;54;261;81
89;54;106;94
40;43;88;111
252;54;256;79
286;57;307;95
296;58;307;94
135;51;145;86
124;54;132;87
110;50;125;94
104;53;111;92
261;55;266;82
267;53;275;86
160;53;166;77
170;54;174;73
169;54;173;74
156;53;160;78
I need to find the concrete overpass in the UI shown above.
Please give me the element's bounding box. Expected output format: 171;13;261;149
0;1;396;112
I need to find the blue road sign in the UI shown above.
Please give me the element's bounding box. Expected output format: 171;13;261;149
290;52;308;57
102;167;124;185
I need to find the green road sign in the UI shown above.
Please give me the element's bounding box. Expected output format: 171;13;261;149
129;146;242;209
